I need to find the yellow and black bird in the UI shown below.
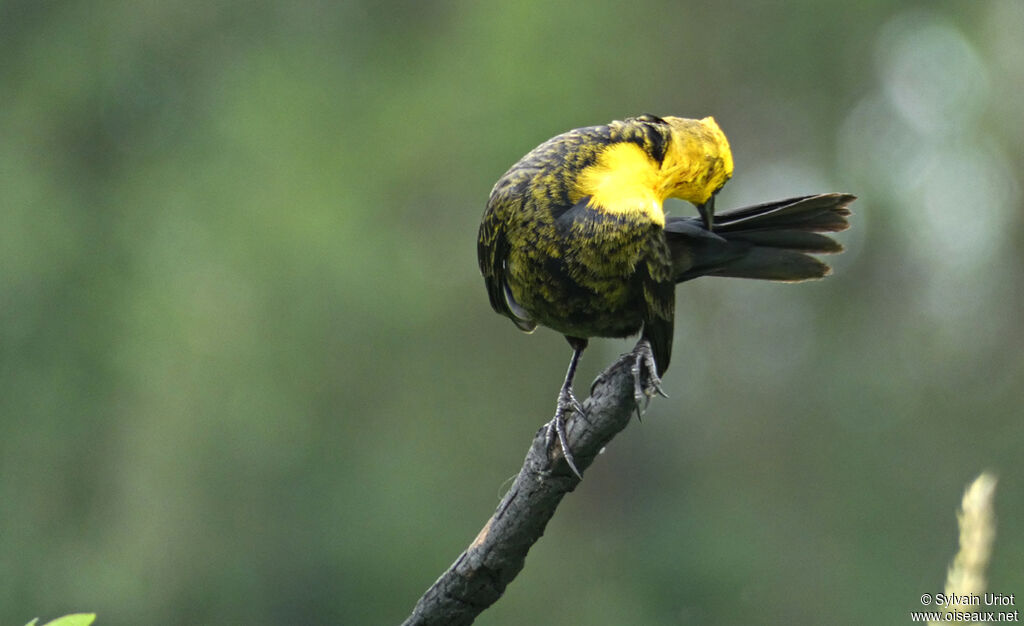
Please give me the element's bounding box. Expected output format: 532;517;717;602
478;114;853;477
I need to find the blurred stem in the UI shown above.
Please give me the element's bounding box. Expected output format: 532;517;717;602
930;472;998;626
401;350;643;626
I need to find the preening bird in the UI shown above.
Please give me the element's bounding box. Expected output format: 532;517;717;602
478;115;853;478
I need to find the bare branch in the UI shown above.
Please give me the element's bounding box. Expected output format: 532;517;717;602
401;350;641;625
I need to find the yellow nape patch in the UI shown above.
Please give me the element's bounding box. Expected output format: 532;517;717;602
576;142;665;226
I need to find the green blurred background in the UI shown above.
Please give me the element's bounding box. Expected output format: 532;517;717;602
3;1;1022;624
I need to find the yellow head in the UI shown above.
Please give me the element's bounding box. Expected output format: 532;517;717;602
573;115;734;228
658;116;734;205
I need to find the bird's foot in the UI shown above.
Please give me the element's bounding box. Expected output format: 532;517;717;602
631;339;668;419
544;386;586;479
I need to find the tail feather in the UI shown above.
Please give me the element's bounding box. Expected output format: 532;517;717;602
713;193;853;232
666;193;854;283
707;247;832;281
722;230;842;254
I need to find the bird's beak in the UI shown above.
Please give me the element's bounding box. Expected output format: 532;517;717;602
696;194;715;230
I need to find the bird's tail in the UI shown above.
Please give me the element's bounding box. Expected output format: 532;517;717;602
665;193;854;283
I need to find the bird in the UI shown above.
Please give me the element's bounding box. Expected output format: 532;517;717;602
478;114;853;478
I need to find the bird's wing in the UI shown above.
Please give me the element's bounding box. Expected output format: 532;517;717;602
639;243;676;376
478;193;537;332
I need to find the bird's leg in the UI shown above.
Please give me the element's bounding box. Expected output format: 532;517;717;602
631;339;668;419
544;338;588;479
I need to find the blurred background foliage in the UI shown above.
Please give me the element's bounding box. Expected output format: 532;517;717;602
2;1;1022;624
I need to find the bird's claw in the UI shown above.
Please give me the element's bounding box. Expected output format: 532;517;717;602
631;340;667;419
545;386;585;479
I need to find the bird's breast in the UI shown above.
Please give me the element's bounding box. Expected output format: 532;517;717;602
505;209;666;339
